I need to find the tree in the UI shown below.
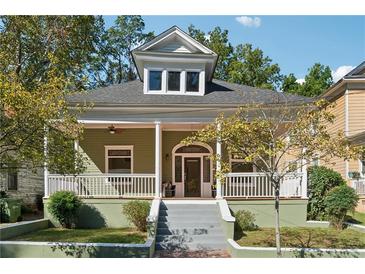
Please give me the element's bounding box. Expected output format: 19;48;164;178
90;16;154;87
227;44;283;90
0;65;87;174
281;73;301;94
0;16;104;90
183;100;363;256
283;63;333;97
188;25;234;81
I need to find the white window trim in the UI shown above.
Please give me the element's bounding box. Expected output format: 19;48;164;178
104;145;134;174
144;66;205;96
229;155;256;173
172;142;213;197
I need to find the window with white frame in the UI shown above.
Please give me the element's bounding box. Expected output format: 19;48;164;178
105;146;133;174
145;67;203;94
230;155;254;173
361;154;365;176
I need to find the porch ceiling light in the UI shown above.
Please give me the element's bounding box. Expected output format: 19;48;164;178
108;125;116;134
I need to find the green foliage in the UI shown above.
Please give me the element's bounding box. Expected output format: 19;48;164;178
228;43;283;90
307;166;346;220
188;25;233;81
47;191;82;228
235;210;258;231
0;15;104;90
122;200;150;232
283;63;333;97
324;185;359;230
90;16;154;87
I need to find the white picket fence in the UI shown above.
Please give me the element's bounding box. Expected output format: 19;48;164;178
223;172;304;198
47;174;156;198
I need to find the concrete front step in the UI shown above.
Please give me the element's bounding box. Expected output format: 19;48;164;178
157;221;221;228
158;210;219;217
157;227;224;236
156;234;226;243
155;242;227;251
158;215;220;222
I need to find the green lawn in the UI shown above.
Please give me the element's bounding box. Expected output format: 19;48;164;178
346;211;365;226
236;227;365;249
11;227;146;244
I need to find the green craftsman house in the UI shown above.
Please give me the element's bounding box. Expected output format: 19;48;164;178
44;26;311;251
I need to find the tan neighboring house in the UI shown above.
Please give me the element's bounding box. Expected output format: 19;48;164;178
321;61;365;212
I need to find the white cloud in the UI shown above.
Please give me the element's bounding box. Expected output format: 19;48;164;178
331;65;355;82
296;78;305;84
235;16;261;28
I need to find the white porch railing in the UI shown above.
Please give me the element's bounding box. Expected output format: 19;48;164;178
47;174;156;198
223;172;304;198
352;179;365;195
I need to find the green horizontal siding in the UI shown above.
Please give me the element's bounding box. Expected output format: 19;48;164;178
80;129;155;174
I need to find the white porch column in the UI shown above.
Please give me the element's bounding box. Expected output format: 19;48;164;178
74;139;79;169
44;127;49;198
154;121;162;198
301;158;308;198
215;123;222;199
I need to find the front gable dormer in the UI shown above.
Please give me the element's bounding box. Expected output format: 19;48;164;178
132;26;218;96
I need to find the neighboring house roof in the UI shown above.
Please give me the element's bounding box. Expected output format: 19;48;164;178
67;79;312;107
321;61;365;100
348;131;365;146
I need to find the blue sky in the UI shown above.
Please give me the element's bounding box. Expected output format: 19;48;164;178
104;16;365;82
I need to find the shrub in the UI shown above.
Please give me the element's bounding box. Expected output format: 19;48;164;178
324;185;359;230
47;191;82;228
235;210;258;231
122;200;150;232
307;166;346;220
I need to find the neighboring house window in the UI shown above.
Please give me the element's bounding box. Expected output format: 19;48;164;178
230;156;254;173
149;71;162;91
7;169;18;190
105;146;133;174
168;71;181;91
175;156;182;183
186;71;200;92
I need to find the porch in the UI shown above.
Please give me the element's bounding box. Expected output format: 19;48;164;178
44;121;308;200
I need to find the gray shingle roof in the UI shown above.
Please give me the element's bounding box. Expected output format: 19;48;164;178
66;79;312;107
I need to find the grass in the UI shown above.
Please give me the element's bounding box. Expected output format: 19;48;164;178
346;211;365;225
236;227;365;249
11;227;146;244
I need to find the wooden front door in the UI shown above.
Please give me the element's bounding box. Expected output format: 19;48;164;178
184;157;201;197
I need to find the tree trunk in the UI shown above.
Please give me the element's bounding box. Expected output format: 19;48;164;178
274;184;282;257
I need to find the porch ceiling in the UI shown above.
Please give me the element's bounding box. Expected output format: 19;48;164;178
80;121;208;131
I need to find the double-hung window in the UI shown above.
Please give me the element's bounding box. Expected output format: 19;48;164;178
105;146;133;174
7;169;18;190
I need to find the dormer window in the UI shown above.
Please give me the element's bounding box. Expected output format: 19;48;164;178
149;70;162;91
186;71;200;92
168;71;181;91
